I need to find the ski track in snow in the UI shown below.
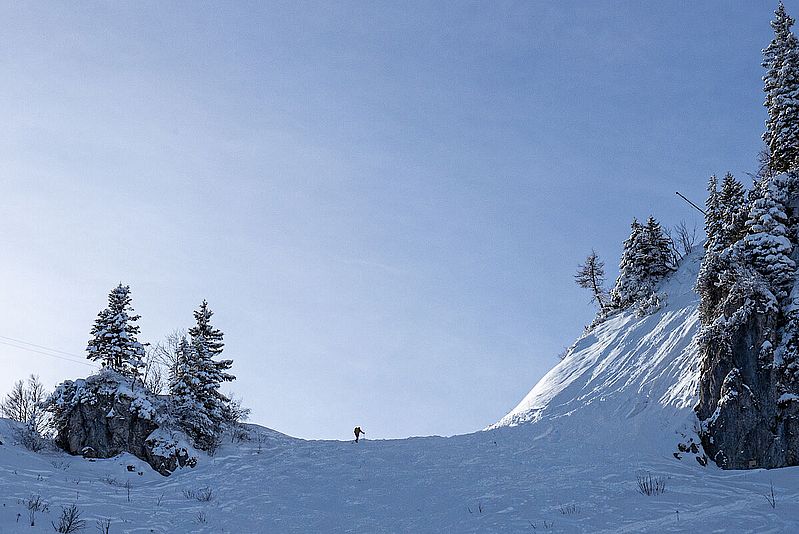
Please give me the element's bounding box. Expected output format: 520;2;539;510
2;248;799;533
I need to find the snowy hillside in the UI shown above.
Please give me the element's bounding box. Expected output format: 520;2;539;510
493;249;703;457
2;250;799;533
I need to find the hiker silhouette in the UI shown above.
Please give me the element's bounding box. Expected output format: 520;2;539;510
354;426;365;443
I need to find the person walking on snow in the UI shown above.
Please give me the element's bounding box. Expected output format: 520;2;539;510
354;426;365;443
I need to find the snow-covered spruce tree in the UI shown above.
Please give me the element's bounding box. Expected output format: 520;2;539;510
696;174;750;326
742;173;795;300
86;284;145;376
170;338;214;449
574;250;608;312
641;216;675;280
763;2;799;174
704;175;723;252
170;301;236;451
188;299;224;356
610;217;675;311
718;173;749;249
610;219;645;309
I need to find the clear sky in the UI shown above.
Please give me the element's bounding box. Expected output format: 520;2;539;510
0;1;784;440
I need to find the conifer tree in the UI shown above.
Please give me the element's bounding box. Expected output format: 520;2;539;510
704;175;723;252
611;219;646;309
743;173;795;299
170;338;211;447
188;300;234;408
86;284;145;375
188;299;224;356
642;216;675;279
718;173;748;248
574;250;608;311
611;217;675;310
763;1;799;173
170;301;236;450
170;337;236;450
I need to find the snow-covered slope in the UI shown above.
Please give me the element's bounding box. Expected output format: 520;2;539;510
493;249;703;457
2;249;799;533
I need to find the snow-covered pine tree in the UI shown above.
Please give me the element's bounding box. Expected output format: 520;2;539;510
86;284;146;376
611;219;646;309
610;216;675;311
696;174;748;326
168;336;192;398
188;299;224;356
574;250;608;311
718;173;749;249
763;2;799;174
188;300;234;413
641;216;675;279
742;173;796;299
170;338;214;448
704;175;723;252
170;301;236;450
170;337;236;450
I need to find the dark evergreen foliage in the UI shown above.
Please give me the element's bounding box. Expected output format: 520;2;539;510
610;217;675;311
763;2;799;173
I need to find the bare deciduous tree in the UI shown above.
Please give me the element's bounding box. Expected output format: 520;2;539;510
1;375;48;433
672;220;698;259
52;504;85;533
143;329;187;394
574;250;608;311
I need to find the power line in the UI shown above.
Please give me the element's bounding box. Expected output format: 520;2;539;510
0;334;84;359
0;339;99;368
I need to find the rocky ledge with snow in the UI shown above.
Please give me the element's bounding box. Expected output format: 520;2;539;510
44;369;196;476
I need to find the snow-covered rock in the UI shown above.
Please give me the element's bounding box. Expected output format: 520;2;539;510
45;369;196;475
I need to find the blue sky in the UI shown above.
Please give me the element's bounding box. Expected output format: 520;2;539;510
0;1;783;439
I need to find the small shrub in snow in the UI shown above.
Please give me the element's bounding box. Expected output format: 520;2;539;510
182;486;213;502
51;460;69;471
196;486;214;502
14;423;47;452
763;482;776;509
24;494;49;526
636;472;666;496
52;504;85;533
100;475;119;486
229;421;251;444
96;517;112;534
466;502;483;514
196;511;207;524
123;480;132;502
558;503;578;515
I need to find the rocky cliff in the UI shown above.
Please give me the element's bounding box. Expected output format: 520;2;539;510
695;253;799;469
46;369;196;476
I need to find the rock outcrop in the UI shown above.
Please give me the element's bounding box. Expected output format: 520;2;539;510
695;260;799;469
46;369;196;476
